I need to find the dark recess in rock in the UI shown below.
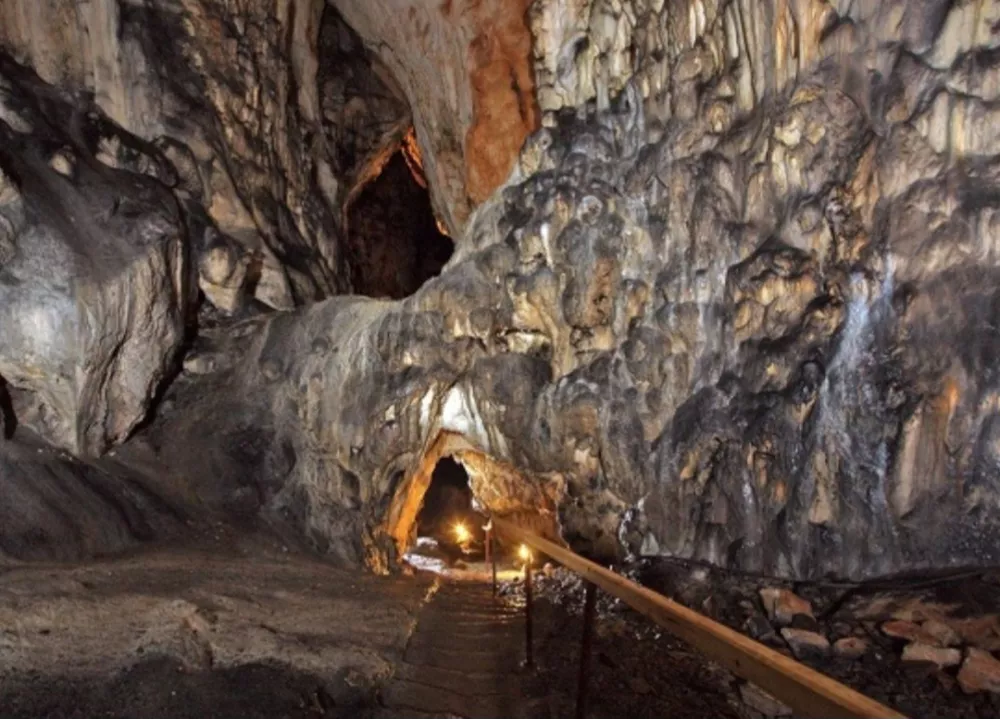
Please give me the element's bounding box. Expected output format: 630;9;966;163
417;456;479;541
346;150;454;299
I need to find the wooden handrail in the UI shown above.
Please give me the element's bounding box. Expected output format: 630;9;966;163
494;518;906;719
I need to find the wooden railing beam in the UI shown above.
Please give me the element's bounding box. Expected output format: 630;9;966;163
494;518;906;719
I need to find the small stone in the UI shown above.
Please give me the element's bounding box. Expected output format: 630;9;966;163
629;677;652;695
881;620;939;646
702;595;717;618
780;628;830;660
830;622;853;638
49;151;74;176
833;636;869;659
901;643;961;669
760;588;814;627
957;648;1000;695
744;614;777;642
740;683;792;716
788;613;821;632
921;619;962;647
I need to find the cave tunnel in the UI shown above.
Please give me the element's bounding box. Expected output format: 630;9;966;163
412;456;487;561
345;148;454;299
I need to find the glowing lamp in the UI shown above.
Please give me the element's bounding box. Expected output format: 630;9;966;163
453;522;471;543
518;544;532;562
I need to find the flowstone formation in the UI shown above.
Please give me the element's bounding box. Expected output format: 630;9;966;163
2;0;1000;580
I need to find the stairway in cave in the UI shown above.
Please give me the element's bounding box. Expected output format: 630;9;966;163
375;579;549;719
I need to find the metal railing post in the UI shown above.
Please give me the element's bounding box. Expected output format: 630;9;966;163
576;582;597;719
486;525;497;597
524;560;534;668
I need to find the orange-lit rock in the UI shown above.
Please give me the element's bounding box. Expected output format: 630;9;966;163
464;0;540;205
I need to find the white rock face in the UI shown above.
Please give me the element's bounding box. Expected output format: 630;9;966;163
0;60;190;457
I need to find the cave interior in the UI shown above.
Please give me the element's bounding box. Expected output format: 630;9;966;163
413;455;486;559
1;0;1000;717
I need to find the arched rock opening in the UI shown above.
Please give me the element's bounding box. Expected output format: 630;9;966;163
384;431;564;566
413;456;485;558
0;375;15;439
316;4;453;300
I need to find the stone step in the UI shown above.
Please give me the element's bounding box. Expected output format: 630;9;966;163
426;603;521;615
378;582;549;719
409;623;523;641
434;587;503;600
381;677;519;718
419;616;523;631
371;705;462;719
394;661;516;697
419;612;523;628
404;642;524;673
405;631;526;658
429;595;517;609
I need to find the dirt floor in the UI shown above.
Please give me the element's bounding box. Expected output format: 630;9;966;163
3;529;999;719
0;526;433;719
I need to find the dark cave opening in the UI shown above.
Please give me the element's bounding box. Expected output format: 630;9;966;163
0;376;15;439
316;4;453;300
415;456;485;558
345;150;454;299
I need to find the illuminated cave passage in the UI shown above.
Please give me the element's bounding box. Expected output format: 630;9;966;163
345;149;454;299
413;456;486;559
5;1;1000;716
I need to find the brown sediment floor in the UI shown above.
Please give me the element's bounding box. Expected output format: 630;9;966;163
0;530;432;719
4;532;999;719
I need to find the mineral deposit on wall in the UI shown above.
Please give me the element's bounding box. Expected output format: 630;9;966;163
1;0;999;579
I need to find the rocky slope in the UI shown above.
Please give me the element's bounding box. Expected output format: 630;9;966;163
2;0;1000;580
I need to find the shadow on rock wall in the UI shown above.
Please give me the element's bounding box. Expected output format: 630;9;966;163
2;1;1000;581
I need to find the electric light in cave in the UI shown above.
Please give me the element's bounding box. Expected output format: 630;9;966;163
453;522;471;544
518;544;532;563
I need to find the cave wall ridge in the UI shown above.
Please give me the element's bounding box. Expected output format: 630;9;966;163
2;0;1000;580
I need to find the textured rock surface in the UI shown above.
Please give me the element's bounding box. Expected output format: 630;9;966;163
0;56;190;456
2;0;1000;582
0;437;184;561
958;648;1000;695
901;643;962;669
0;0;427;303
0;538;431;717
331;0;540;231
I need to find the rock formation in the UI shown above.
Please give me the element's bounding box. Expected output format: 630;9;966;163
2;0;1000;580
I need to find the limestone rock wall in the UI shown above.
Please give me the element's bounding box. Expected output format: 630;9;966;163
0;0;419;304
219;0;1000;578
0;56;191;457
2;0;1000;580
331;0;541;234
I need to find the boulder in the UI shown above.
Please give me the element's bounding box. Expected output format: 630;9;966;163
760;588;814;627
0;55;191;458
881;620;941;647
957;649;1000;695
901;643;962;669
780;628;830;661
920;620;962;648
833;637;869;660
